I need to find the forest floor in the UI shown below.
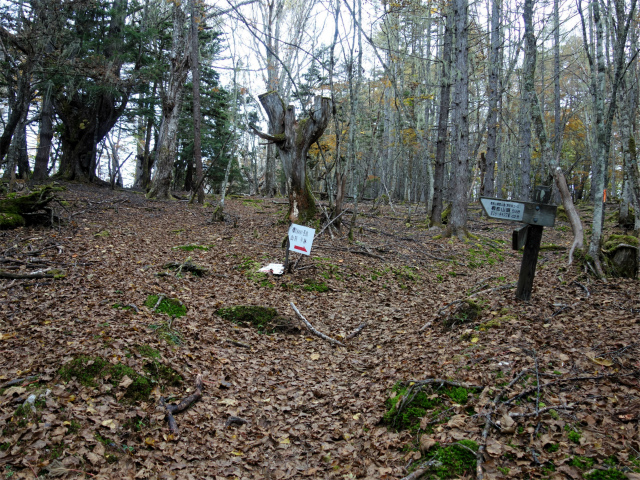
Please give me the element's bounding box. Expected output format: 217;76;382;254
0;183;639;480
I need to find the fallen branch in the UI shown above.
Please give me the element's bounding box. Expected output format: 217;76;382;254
0;268;55;279
226;338;251;349
469;282;516;298
345;322;368;340
160;374;203;434
290;302;345;347
224;416;249;428
0;375;39;389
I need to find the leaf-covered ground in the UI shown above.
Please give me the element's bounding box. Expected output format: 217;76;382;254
0;184;639;480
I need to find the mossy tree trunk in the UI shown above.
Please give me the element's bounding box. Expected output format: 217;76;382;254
252;93;331;224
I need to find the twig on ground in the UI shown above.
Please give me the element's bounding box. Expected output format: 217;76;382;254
345;322;368;340
160;374;203;434
0;375;39;389
226;338;251;349
571;280;590;297
153;295;165;312
224;416;249;428
290;302;345;347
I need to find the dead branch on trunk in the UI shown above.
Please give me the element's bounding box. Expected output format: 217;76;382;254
290;302;344;347
160;374;203;435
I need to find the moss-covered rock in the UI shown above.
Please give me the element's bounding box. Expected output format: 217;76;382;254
602;234;639;278
0;186;61;229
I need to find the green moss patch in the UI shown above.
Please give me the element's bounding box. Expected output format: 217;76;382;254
602;234;638;252
382;383;441;432
584;469;628;480
135;344;161;359
216;305;298;334
570;457;595;470
302;279;329;292
442;299;484;329
58;355;181;403
144;295;186;317
0;212;25;228
429;440;478;479
172;244;212;252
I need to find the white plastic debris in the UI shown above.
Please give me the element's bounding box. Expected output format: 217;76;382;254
259;263;284;275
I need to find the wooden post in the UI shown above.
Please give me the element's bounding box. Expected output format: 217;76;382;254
515;224;544;301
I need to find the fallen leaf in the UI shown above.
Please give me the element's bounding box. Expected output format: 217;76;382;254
420;435;436;453
218;398;237;406
310;353;320;360
101;419;117;430
4;386;26;396
486;438;503;456
119;375;133;388
587;355;614;366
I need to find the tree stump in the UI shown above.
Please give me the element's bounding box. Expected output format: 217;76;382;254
603;234;639;278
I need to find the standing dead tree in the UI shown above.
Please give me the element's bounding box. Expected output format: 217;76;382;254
251;93;331;224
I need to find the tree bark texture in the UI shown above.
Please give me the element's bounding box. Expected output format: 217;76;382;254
430;7;454;225
447;0;470;239
483;0;502;199
148;3;190;200
256;93;331;224
189;0;204;204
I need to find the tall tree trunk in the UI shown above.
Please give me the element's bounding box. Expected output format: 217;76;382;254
254;93;331;224
578;0;637;275
430;7;454;225
447;0;470;239
189;0;204;204
519;0;535;202
147;3;190;200
33;84;53;181
483;0;502;199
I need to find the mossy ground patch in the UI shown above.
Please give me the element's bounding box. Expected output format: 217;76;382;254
58;355;181;402
216;305;299;334
145;295;186;317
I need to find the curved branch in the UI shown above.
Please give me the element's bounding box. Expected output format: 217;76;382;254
249;124;284;143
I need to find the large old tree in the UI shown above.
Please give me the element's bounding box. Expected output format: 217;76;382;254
252;93;331;224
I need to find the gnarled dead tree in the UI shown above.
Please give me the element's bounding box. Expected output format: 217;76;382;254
252;94;331;224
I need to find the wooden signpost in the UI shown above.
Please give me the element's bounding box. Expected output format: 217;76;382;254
480;186;557;301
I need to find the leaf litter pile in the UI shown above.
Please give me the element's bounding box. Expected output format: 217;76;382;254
0;184;639;480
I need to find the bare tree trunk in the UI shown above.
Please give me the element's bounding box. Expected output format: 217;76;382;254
254;93;331;224
446;0;470;239
32;84;53;181
483;0;502;199
578;0;637;276
147;3;190;200
430;7;454;225
519;0;535;202
189;0;204;204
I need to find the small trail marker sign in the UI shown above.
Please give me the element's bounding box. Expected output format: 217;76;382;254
288;224;315;256
480;186;557;301
480;198;525;222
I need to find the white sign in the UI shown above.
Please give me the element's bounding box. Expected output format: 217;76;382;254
480;198;525;222
288;224;315;256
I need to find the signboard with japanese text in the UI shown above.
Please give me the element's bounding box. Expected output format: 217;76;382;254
288;224;315;255
480;197;557;227
480;198;525;222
